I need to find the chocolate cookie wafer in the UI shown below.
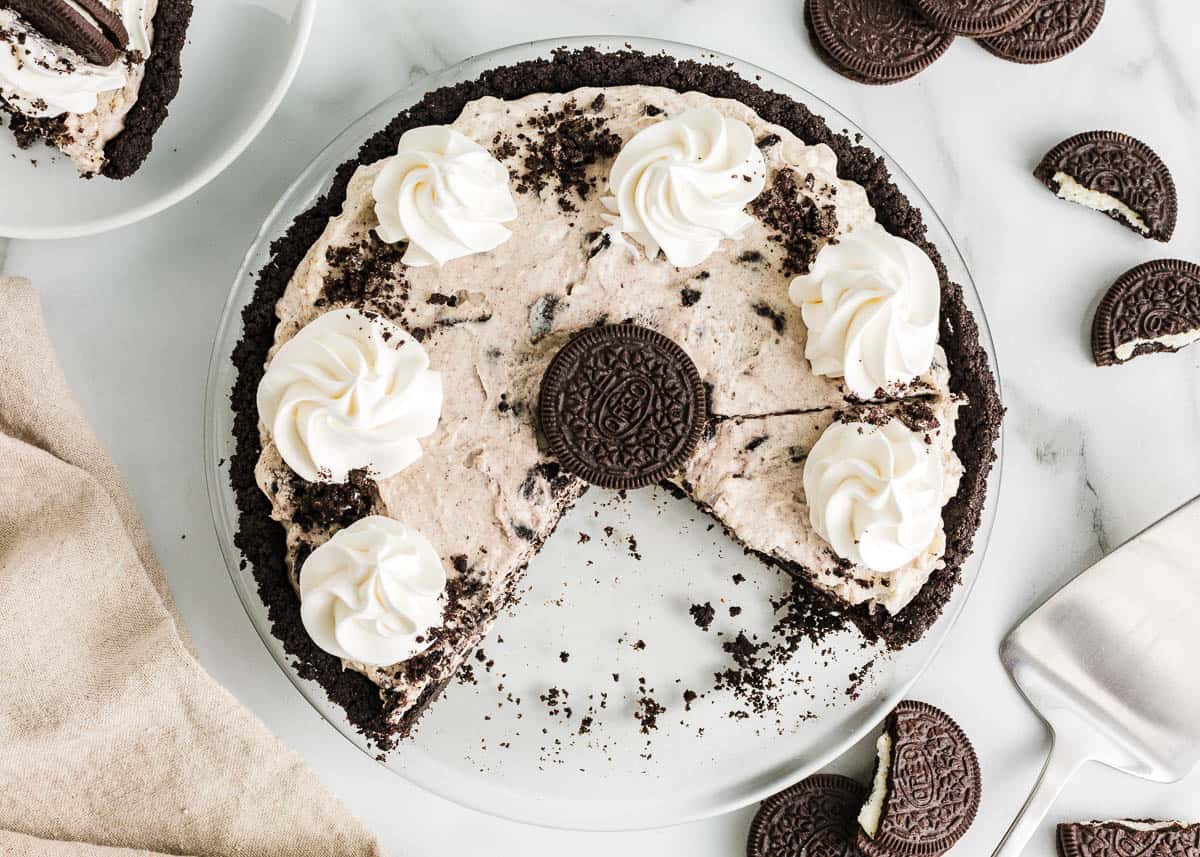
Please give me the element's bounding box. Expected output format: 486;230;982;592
1058;820;1200;857
1092;260;1200;366
748;774;868;857
807;0;955;85
979;0;1106;64
912;0;1038;36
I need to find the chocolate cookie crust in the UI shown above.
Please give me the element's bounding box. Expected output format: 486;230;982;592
101;0;192;179
228;47;1002;746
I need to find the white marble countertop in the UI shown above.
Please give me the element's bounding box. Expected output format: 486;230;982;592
3;1;1199;854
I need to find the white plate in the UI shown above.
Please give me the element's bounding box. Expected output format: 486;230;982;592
205;36;1003;832
0;0;316;239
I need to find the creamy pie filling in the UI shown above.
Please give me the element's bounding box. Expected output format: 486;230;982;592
254;86;964;705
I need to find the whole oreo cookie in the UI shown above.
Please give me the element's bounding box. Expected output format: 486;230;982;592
911;0;1038;36
5;0;130;66
978;0;1106;64
807;0;955;85
748;774;868;857
538;324;707;490
857;700;981;857
1058;820;1200;857
1034;130;1176;242
1092;260;1200;366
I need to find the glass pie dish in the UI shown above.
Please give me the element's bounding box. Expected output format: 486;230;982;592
205;35;1003;832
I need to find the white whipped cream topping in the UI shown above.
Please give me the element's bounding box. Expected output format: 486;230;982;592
257;308;443;484
0;1;151;118
300;516;447;667
790;222;940;398
602;106;767;267
1053;172;1149;235
372;126;518;268
803;418;944;572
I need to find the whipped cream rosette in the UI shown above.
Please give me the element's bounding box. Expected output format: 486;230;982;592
300;516;447;667
372;126;519;267
790;222;940;399
802;417;945;572
257;308;443;483
603;107;767;267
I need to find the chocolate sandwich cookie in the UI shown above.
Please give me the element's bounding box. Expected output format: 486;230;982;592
748;774;868;857
911;0;1038;36
539;324;707;490
1092;260;1200;366
807;0;955;85
979;0;1106;64
857;700;981;857
1034;130;1176;242
1057;819;1200;857
4;0;129;66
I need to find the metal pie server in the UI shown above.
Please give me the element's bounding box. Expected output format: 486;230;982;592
992;495;1200;857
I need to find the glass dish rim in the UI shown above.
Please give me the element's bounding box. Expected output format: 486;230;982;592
203;33;1005;832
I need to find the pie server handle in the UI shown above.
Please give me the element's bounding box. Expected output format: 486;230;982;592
991;718;1096;857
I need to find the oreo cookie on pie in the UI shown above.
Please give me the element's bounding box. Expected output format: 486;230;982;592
1057;819;1200;857
0;0;194;178
539;324;707;490
1035;131;1176;242
1092;260;1200;366
857;700;981;856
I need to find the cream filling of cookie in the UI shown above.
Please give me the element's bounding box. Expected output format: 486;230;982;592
1052;172;1149;235
255;86;963;706
858;731;893;837
1114;328;1200;362
0;0;157;176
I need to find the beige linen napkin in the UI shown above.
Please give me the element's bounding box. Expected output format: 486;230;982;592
0;278;382;857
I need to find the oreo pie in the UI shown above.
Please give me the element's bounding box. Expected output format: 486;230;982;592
229;48;1001;748
0;0;193;178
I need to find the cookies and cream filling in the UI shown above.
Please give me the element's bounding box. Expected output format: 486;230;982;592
1051;171;1150;235
254;85;962;698
0;0;156;175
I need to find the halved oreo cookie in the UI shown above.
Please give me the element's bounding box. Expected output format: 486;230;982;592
1034;130;1176;242
538;324;707;490
1058;820;1200;857
1092;260;1200;366
912;0;1038;36
807;0;955;85
5;0;130;66
748;774;868;857
978;0;1106;64
856;700;981;857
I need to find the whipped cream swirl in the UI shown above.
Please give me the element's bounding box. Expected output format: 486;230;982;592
300;516;447;667
803;418;944;573
372;126;518;267
789;222;940;399
0;1;151;118
602;107;766;267
257;309;443;484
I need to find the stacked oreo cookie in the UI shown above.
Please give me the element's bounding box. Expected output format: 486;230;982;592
805;0;1107;84
748;700;982;857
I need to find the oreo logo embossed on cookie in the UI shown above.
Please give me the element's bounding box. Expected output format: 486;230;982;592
806;0;955;85
979;0;1106;64
1034;130;1176;242
1092;260;1200;366
539;324;706;489
857;700;981;857
911;0;1038;36
748;774;868;857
